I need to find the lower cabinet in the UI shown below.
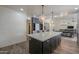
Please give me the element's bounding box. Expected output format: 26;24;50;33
29;35;61;54
43;39;52;54
29;38;42;54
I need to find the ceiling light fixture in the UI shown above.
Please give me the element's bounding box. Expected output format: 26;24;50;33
51;11;53;20
20;8;24;11
39;5;46;21
54;15;57;17
60;13;64;17
39;5;46;31
74;8;78;10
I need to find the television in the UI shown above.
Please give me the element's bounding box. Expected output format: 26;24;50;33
67;26;74;29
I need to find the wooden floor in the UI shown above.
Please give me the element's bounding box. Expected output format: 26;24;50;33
0;36;79;54
54;37;79;54
0;41;29;54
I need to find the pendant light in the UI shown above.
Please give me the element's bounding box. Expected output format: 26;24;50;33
51;11;53;20
39;5;46;22
39;5;46;31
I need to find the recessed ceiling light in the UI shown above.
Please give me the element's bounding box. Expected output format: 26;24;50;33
60;13;63;17
74;8;78;10
20;8;24;11
60;13;64;17
54;15;57;17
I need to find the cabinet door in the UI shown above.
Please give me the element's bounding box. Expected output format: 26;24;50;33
29;38;42;54
50;37;57;50
50;36;61;51
43;39;51;54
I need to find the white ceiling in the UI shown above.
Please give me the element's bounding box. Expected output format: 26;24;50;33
1;5;79;17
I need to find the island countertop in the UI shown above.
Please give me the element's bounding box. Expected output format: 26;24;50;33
27;31;62;42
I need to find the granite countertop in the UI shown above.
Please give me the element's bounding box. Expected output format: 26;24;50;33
27;31;62;42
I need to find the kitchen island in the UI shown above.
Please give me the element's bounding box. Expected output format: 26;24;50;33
27;31;62;54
